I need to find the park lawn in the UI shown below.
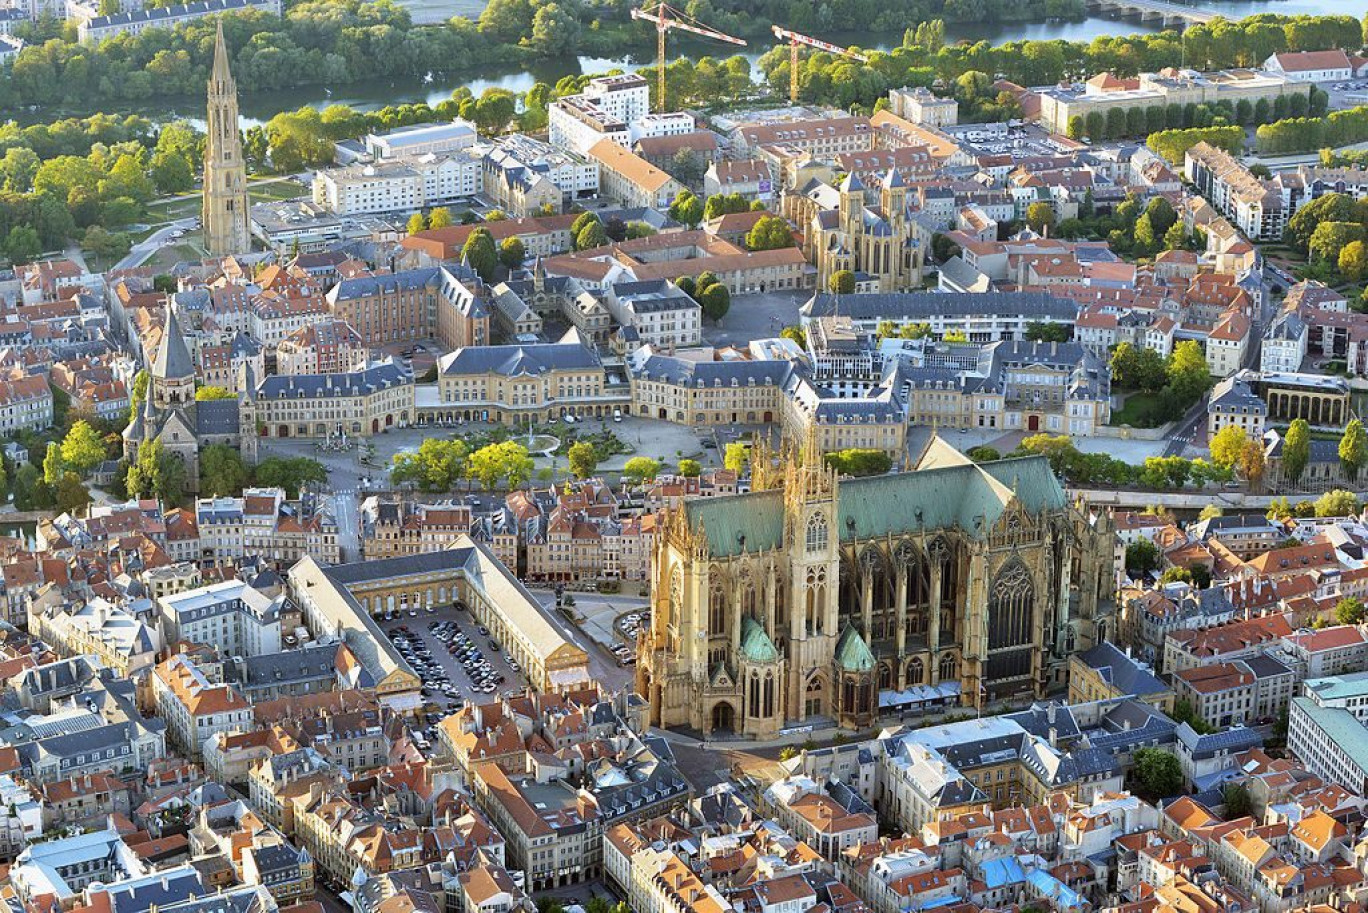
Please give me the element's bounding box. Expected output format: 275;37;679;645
145;242;205;271
144;193;202;222
249;179;307;203
1110;390;1163;427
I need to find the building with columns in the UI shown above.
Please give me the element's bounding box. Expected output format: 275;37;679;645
637;435;1115;740
1215;370;1354;432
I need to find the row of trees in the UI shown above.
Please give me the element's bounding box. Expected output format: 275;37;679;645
1256;104;1368;156
1074;93;1317;148
1276;417;1368;486
1266;488;1363;522
754;13;1360;113
1146;125;1246;166
1004;432;1235;490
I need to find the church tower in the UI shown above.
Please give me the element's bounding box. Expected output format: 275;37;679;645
152;304;196;409
203;22;250;256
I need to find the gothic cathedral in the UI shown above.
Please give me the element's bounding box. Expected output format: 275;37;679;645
637;436;1115;739
203;21;251;257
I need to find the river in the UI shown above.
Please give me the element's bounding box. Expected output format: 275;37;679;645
144;0;1366;127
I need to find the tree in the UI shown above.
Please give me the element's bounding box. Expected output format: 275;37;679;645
461;228;499;282
1209;425;1249;469
499;236;526;270
1145;196;1178;236
699;283;731;322
829;270;856;294
744;215;793;251
1167;340;1213;403
467;442;534;490
704;193;750;221
1336;597;1366;625
391;439;470;491
55;472;90;515
406;212;427;235
781;325;807;349
575;220;607;251
966;446;1001;462
1163;221;1188;251
1198;504;1224;521
1125;539;1161;577
528;2;581;57
824;449;892;476
678;458;702;477
622;456;662;485
1340;419;1368;481
942;329;968;343
252;456;327;499
1223;783;1252;818
1288;194;1358;251
428;207;454;229
1132;747;1183;801
195;386;235;401
1172;698;1214;734
1309;221;1366;263
42;443;65;487
669;149;706;187
129;370;150;421
1284;418;1311;482
126;439;186;506
668;191;703;229
200;444;249;497
1314;488;1361;517
1025;201;1056;235
724;442;749;474
1341;240;1368;281
60;420;106;475
1025;322;1070;343
567;441;597;480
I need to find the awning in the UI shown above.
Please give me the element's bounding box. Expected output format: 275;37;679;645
879;681;962;709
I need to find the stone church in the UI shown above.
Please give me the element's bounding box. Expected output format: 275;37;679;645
785;169;925;293
123;306;240;493
637;435;1115;739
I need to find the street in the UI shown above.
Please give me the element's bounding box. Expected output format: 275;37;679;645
1163;392;1210;458
117;218;199;271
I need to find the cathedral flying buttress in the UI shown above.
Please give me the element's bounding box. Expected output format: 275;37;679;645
637;435;1115;740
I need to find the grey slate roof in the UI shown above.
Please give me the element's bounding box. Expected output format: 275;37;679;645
153;306;194;381
801;290;1076;321
1073;643;1167;697
439;343;602;378
196;399;241;435
255;361;410;400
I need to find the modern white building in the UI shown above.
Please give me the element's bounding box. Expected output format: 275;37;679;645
1288;694;1368;796
549;74;651;155
312;149;484;216
365;119;477;160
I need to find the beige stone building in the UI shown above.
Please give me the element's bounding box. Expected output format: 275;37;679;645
639;436;1115;739
587;139;684;209
242;360;414;442
785;169;924;293
430;342;625;425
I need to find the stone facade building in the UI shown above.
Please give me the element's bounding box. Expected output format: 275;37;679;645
202;23;250;256
638;435;1115;739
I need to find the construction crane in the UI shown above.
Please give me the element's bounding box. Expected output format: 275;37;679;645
631;3;746;114
771;25;870;103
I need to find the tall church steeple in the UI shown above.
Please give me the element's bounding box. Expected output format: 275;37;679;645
203;22;251;256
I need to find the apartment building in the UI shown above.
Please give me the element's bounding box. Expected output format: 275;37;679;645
325;267;489;349
194;487;340;565
312;151;483;216
152;653;253;759
733;115;875;157
483;135;599;212
587;139;685;210
0;374;53;435
602;279;701;348
277;318;369;375
158;579;285;657
549;75;655;155
76;0;279;42
1185;142;1292;241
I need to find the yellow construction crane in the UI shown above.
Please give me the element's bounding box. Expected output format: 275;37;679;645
771;25;870;103
631;2;747;114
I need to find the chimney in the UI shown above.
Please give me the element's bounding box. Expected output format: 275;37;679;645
1048;728;1057;747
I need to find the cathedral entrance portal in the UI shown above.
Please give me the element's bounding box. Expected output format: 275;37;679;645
711;701;736;735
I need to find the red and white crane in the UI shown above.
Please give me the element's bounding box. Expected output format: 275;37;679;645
631;3;747;114
771;25;870;103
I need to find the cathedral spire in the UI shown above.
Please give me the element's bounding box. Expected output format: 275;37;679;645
203;21;251;257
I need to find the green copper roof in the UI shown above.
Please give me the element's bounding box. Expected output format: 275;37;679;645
680;449;1064;558
835;624;875;672
684;489;786;558
740;616;779;664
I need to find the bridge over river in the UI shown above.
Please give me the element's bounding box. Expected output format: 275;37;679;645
1085;0;1218;27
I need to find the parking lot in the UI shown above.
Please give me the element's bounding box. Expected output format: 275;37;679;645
380;605;528;721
